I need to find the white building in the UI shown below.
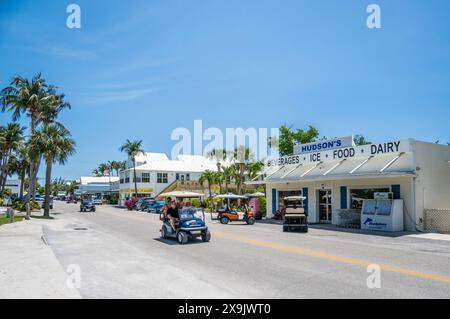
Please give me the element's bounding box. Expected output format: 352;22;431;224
119;153;222;200
253;137;450;233
78;176;120;197
3;179;20;196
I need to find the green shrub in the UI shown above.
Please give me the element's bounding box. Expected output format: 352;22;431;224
12;201;41;212
191;199;202;208
259;196;267;217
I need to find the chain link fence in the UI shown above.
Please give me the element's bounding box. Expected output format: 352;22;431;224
424;209;450;233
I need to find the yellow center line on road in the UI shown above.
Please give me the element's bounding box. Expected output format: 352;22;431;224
213;231;450;285
100;209;450;284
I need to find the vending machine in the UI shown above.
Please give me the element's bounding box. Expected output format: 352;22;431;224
360;199;404;231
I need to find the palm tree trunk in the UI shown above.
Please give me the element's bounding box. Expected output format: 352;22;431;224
26;164;33;220
238;163;245;195
31;156;41;200
19;170;25;198
44;158;52;217
133;159;138;197
208;182;212;199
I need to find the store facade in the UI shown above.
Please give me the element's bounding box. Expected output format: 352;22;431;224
259;137;450;232
118;153;221;201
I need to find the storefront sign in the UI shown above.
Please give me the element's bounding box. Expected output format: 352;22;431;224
120;188;154;194
267;139;412;167
294;136;354;155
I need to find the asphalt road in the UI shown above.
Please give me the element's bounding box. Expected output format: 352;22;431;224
43;201;450;299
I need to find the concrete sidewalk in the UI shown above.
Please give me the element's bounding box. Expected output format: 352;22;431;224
0;219;81;299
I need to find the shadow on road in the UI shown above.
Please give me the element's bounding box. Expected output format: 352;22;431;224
153;238;209;246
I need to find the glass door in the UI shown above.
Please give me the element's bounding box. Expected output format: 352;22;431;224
318;189;332;223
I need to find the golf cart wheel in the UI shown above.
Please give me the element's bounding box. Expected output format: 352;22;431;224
92;208;96;212
302;226;308;233
283;226;288;232
220;216;229;224
201;230;211;242
246;217;255;225
161;227;167;239
177;231;188;245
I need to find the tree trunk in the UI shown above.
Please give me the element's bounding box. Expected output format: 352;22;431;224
19;170;25;198
31;156;41;200
238;163;245;195
26;116;38;220
133;159;138;197
0;151;9;191
208;182;212;209
44;158;52;217
25;163;34;220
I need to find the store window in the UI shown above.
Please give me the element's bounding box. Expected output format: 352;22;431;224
350;187;390;209
142;173;150;183
133;173;142;183
125;173;130;183
186;174;190;181
157;173;168;184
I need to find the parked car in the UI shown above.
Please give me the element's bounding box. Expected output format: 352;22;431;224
34;195;53;209
136;197;154;211
145;199;165;213
57;191;67;201
66;195;78;203
92;197;103;205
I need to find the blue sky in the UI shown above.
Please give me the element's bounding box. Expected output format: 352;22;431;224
1;0;450;180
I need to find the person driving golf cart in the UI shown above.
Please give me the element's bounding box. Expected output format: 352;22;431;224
166;201;179;230
158;191;211;245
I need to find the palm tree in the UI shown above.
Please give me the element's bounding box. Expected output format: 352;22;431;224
119;139;144;197
247;161;264;180
1;74;69;214
7;144;29;198
221;166;233;193
231;146;254;195
110;161;121;176
229;164;243;194
207;148;229;172
213;171;224;194
0;123;25;190
98;163;109;176
32;124;75;217
199;170;216;200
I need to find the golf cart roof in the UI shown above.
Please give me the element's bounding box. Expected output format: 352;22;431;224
284;196;306;201
158;191;204;199
245;192;265;197
215;194;248;199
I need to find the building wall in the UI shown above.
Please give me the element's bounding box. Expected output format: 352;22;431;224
413;141;450;231
266;176;414;230
4;179;20;196
119;170;203;198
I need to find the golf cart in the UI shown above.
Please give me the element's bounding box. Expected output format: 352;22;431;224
158;191;211;245
213;194;255;225
283;196;308;232
80;196;96;212
66;195;77;204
